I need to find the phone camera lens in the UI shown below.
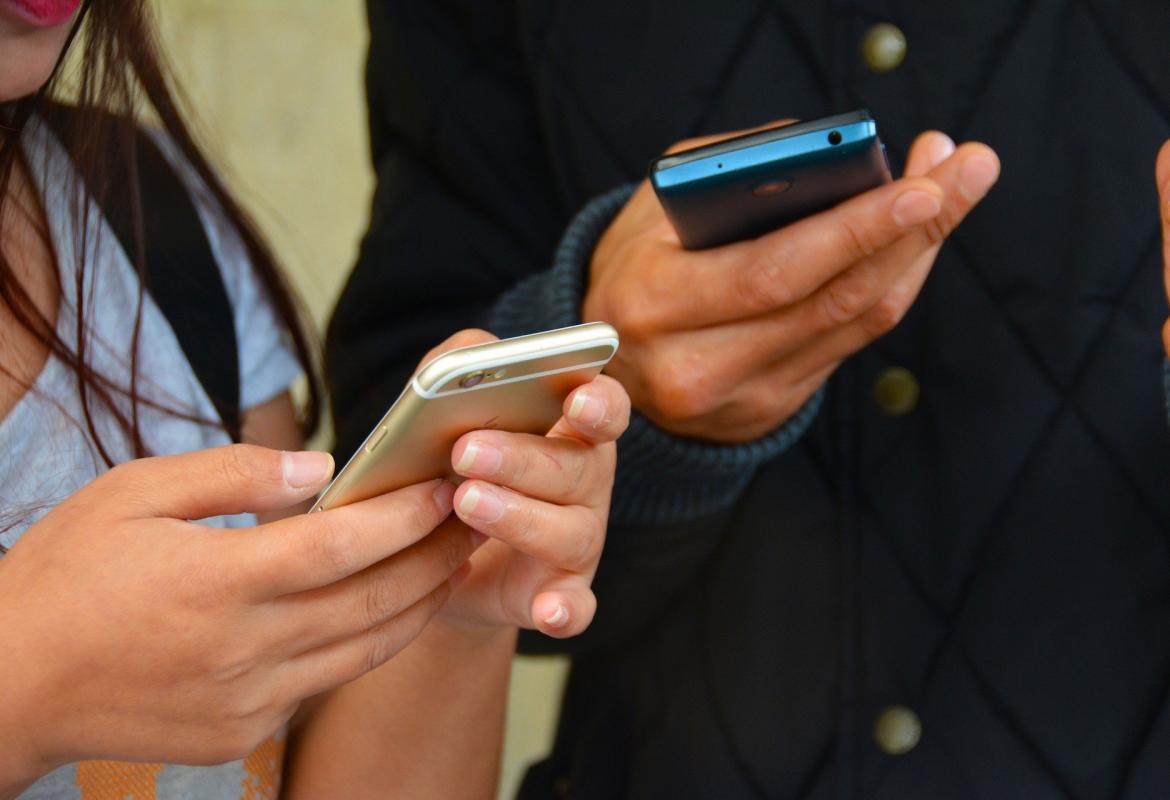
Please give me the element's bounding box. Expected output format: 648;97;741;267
460;371;486;388
752;179;792;197
828;130;843;145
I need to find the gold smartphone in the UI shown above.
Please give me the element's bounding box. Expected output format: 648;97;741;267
311;322;620;512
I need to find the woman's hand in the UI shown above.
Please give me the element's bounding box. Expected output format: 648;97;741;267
416;330;631;640
0;445;475;793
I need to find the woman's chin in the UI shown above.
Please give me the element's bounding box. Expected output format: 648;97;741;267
0;70;52;105
0;30;68;104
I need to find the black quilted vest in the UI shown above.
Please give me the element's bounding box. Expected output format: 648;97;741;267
514;3;1170;798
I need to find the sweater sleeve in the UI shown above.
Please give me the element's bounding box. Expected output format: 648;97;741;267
490;184;824;527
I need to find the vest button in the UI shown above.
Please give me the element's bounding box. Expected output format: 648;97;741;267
873;366;919;416
874;705;922;755
861;23;907;73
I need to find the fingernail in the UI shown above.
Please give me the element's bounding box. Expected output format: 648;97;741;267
433;480;456;514
457;484;505;523
958;155;998;202
568;390;606;427
892;189;943;228
927;134;956;168
282;451;334;489
544;604;569;628
455;440;503;476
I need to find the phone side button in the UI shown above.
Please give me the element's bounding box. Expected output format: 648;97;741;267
365;426;389;452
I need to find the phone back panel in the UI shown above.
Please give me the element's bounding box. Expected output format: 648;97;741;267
650;110;891;249
313;326;617;511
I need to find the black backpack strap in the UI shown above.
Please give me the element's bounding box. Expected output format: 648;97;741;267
40;108;242;438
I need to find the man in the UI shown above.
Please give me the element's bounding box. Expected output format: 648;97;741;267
328;2;1170;796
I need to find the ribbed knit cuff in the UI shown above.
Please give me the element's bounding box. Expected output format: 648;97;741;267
1164;359;1170;430
491;184;635;338
490;184;824;526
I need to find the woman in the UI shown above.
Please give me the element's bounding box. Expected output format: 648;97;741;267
0;1;629;798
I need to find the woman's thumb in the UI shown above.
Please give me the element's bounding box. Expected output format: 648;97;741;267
98;444;334;520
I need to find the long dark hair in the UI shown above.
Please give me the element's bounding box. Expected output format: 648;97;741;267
0;0;321;468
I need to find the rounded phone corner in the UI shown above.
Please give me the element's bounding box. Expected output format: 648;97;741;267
412;323;621;397
648;155;665;179
589;320;621;347
413;356;460;395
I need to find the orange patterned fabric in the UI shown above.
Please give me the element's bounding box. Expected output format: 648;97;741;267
74;762;165;799
72;734;284;800
241;734;285;800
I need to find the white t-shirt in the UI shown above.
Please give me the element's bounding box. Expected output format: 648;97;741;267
5;118;302;798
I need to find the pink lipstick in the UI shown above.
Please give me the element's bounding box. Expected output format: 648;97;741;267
0;0;81;28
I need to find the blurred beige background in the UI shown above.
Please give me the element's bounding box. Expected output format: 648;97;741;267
153;1;568;796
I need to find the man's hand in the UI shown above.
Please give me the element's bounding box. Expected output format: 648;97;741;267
584;125;1000;442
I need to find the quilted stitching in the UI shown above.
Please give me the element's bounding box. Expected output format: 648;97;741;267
521;0;1170;795
859;1;1170;795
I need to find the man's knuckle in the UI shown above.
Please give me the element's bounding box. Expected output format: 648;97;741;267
921;215;948;246
838;216;878;262
606;289;655;339
821;277;870;324
647;363;715;422
866;294;908;334
742;387;776;420
738;248;796;310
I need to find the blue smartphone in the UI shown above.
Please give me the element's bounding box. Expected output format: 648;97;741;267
649;110;892;250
